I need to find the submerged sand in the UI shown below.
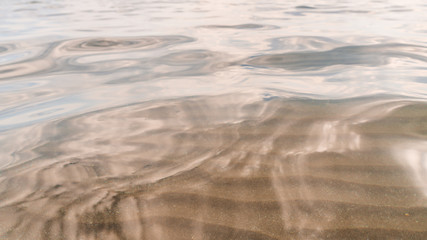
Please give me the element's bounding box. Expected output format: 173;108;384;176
0;93;426;239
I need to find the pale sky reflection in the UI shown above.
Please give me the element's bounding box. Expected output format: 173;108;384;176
395;142;427;197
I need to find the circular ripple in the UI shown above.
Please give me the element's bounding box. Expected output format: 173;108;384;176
61;35;194;53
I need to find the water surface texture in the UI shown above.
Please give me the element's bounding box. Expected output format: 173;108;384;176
1;0;427;239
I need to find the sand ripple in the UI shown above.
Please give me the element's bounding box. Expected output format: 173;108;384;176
1;93;426;239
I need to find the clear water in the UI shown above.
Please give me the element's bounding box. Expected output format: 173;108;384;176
1;0;427;239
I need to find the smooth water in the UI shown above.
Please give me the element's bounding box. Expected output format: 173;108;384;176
1;0;427;239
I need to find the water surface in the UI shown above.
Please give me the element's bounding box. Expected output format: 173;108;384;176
1;0;427;239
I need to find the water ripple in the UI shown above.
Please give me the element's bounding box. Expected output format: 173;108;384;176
107;49;231;84
1;0;427;238
244;43;427;71
1;93;426;239
201;23;279;30
60;35;194;53
0;35;194;81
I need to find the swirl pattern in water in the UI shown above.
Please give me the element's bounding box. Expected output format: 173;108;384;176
1;0;427;239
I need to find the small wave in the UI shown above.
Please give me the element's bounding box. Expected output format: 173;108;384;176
200;23;279;30
267;36;344;51
60;35;194;53
244;43;427;71
0;35;194;81
295;5;316;10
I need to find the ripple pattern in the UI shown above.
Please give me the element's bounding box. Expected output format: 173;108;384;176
1;94;426;239
244;43;427;71
2;0;427;239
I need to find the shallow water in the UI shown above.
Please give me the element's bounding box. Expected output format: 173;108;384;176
1;0;427;239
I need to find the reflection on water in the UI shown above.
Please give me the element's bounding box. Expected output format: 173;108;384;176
201;23;278;30
245;43;427;71
1;94;427;239
1;0;427;239
0;35;195;81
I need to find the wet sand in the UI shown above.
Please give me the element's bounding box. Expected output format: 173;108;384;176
1;93;426;239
